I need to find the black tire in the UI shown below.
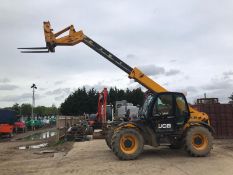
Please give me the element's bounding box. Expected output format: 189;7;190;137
105;129;114;149
185;126;213;157
111;128;144;160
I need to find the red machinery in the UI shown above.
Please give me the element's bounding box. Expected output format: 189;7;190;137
14;115;26;133
97;88;108;125
88;88;108;129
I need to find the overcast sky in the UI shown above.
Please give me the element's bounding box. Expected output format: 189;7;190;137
0;0;233;107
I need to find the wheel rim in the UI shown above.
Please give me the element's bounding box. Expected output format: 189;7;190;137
192;133;208;150
120;134;138;154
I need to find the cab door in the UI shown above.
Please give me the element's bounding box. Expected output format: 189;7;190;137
151;93;189;133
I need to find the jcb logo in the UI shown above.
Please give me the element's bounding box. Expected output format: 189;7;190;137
158;124;171;129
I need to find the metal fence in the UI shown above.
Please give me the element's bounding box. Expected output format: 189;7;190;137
192;104;233;139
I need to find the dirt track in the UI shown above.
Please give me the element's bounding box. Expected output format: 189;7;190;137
0;139;233;175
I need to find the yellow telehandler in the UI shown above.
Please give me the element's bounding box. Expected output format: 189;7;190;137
19;22;214;160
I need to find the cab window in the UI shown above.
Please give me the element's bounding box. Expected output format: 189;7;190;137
175;94;189;124
153;94;173;116
141;95;153;118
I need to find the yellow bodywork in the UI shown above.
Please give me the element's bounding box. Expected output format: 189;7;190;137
44;21;85;47
42;21;210;127
115;123;137;132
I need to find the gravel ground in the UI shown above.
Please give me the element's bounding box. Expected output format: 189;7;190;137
0;138;233;175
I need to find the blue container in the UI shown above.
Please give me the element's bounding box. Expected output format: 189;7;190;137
0;109;17;125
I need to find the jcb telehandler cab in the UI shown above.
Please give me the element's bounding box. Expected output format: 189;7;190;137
19;22;214;160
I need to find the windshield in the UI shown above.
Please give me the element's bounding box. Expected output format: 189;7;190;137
141;95;154;118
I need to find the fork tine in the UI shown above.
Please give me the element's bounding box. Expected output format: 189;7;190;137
18;47;48;50
20;50;49;53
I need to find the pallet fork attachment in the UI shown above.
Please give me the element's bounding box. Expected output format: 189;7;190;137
18;21;84;53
